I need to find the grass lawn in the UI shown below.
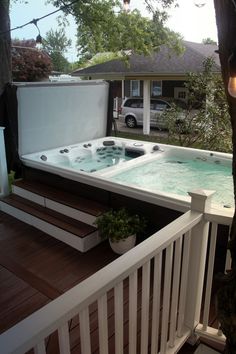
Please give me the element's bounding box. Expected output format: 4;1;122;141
111;130;180;146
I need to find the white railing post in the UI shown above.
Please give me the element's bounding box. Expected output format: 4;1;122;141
184;189;215;341
143;80;150;135
0;127;9;197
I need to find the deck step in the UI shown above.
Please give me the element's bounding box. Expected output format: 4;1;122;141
0;195;101;253
12;180;109;226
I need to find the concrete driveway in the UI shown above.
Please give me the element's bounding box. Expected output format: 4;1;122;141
113;118;168;138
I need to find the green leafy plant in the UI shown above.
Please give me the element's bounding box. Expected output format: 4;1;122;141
95;208;146;243
163;57;232;153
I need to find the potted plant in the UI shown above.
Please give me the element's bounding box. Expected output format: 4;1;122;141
95;208;146;254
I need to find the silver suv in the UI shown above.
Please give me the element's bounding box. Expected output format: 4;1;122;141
120;97;172;130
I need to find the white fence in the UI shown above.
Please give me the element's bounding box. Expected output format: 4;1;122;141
0;190;233;353
113;97;122;118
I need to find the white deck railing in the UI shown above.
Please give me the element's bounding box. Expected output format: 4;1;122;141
195;208;232;345
0;127;9;197
0;190;233;354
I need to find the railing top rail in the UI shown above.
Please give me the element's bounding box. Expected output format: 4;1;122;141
205;207;234;226
0;209;202;354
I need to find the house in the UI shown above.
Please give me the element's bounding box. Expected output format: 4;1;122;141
72;41;220;99
72;41;220;134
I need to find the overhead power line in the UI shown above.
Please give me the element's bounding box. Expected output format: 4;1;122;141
0;0;79;36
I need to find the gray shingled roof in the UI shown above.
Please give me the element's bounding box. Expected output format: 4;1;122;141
72;41;220;78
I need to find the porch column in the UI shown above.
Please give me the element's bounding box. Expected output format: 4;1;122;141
183;189;215;342
122;80;125;101
0;127;9;197
143;80;150;135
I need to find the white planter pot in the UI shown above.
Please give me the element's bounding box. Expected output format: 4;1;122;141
109;234;136;255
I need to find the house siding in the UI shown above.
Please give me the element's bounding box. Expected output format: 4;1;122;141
162;80;185;97
112;80;122;98
124;80;130;97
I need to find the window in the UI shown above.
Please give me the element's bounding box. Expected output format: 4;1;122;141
124;98;143;108
178;91;187;99
174;87;188;102
130;80;140;97
153;100;170;111
151;81;162;97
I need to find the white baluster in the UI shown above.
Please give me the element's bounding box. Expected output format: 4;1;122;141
151;253;162;354
202;222;218;331
177;231;191;337
129;270;138;354
160;244;173;354
79;307;91;354
140;261;151;354
35;340;46;354
58;322;70;354
98;294;109;354
114;282;124;354
169;237;183;347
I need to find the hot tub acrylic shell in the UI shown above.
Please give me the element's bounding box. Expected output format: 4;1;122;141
20;137;233;213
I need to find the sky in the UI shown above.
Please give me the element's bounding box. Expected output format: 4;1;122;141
10;0;218;62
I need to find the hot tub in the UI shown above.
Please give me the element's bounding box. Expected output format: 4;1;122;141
21;137;159;173
21;137;233;212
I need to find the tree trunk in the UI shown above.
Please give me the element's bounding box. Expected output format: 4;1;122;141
0;0;11;95
214;1;236;352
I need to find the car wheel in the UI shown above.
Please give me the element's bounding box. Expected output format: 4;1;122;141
126;116;137;128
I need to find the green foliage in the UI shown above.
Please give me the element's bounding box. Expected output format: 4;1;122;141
77;9;182;59
202;37;217;45
95;208;146;242
8;171;15;192
76;52;125;69
49;0;183;60
164;58;232;153
43;28;72;53
42;28;71;72
49;51;70;72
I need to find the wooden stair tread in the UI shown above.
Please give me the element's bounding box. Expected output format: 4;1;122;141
13;180;109;217
2;195;97;238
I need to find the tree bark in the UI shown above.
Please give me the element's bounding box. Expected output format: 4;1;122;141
214;1;236;352
0;0;11;95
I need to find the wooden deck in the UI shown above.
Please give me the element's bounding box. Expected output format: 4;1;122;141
0;210;224;353
0;211;118;333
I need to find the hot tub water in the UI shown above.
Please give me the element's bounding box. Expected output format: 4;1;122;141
70;145;133;172
111;156;233;208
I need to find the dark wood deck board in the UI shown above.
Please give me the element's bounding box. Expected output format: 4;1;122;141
13;180;109;216
0;251;62;300
0;267;50;333
2;194;97;237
